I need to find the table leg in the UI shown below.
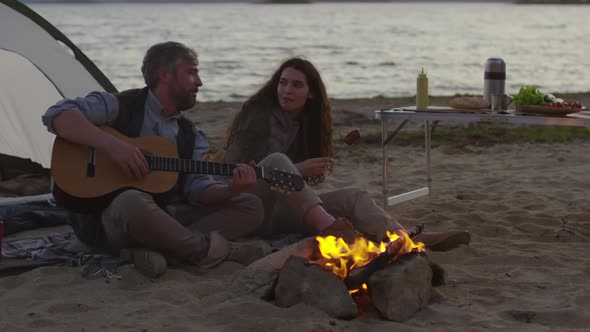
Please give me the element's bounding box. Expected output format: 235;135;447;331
382;119;388;207
382;119;429;206
425;120;432;197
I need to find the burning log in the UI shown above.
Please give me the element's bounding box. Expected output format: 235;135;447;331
344;238;404;289
344;251;395;290
314;229;425;287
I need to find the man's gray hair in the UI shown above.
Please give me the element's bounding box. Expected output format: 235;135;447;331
141;41;199;88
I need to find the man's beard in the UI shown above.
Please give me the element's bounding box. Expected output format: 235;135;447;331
170;86;196;111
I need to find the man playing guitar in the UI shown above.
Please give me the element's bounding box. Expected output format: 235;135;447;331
43;42;268;277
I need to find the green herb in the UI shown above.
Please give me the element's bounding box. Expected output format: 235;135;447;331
513;86;546;107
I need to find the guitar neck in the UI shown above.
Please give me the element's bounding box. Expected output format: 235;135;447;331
145;156;263;178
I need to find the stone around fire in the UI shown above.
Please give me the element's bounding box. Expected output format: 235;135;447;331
274;256;358;319
368;254;432;322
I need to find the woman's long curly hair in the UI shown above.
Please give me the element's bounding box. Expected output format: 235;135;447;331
225;57;333;157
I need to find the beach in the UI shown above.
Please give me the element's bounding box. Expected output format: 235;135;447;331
1;95;590;331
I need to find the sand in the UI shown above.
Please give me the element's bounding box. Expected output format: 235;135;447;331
1;95;589;331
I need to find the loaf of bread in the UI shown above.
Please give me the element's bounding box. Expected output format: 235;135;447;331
448;97;489;109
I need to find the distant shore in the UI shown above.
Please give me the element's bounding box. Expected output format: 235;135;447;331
21;0;590;4
256;0;311;4
516;0;589;3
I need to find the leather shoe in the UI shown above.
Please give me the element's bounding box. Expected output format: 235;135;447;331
227;239;273;266
120;248;167;278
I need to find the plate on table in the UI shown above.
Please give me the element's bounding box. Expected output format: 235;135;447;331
517;105;585;117
404;106;490;113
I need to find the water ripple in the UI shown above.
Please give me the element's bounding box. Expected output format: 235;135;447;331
31;3;590;102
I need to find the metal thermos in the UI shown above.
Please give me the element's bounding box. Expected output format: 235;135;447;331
484;58;506;106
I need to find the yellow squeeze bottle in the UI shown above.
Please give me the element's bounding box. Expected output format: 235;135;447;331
416;68;429;110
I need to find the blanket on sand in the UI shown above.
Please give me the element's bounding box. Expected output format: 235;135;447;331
1;232;124;279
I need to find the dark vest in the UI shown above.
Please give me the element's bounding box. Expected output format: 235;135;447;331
113;87;196;192
69;87;196;250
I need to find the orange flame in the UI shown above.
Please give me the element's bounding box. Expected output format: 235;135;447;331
349;283;368;295
315;230;425;281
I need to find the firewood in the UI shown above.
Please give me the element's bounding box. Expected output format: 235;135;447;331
344;252;394;290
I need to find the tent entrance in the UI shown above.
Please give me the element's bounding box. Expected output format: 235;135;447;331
0;49;62;168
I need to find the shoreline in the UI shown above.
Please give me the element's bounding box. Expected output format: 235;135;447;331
195;91;590;106
190;92;590;151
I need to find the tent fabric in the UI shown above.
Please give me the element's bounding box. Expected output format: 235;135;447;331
0;0;117;168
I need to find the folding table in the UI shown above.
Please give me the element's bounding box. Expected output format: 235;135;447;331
374;106;590;206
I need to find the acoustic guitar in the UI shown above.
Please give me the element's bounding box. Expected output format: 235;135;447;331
51;126;304;213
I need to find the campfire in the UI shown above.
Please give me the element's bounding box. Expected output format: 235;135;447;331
228;229;435;322
314;230;426;293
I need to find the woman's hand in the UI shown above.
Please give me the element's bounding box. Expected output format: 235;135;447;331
295;157;334;178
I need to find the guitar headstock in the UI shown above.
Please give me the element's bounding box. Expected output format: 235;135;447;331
263;168;305;193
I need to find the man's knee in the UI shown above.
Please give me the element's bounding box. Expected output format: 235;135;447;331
322;187;365;207
102;190;152;250
231;192;265;229
259;152;291;168
109;190;152;212
340;187;365;199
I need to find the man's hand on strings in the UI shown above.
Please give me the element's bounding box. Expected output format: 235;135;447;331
108;139;149;179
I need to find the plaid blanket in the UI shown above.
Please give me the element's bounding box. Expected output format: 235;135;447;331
1;232;124;279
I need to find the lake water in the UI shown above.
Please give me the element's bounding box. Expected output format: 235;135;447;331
31;3;590;102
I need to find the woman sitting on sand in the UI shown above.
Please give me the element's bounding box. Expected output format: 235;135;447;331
223;57;470;250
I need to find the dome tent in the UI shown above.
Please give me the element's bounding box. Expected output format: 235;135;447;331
0;0;116;172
